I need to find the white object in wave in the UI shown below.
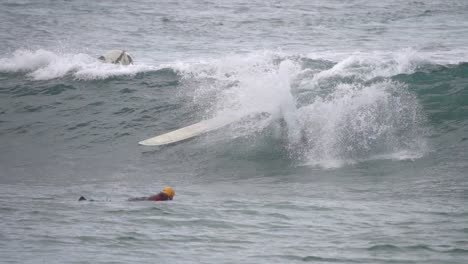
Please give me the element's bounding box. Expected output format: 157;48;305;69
139;117;237;146
139;112;269;146
98;50;133;65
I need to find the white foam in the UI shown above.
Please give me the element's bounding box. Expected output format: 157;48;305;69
171;50;429;168
0;49;157;80
304;49;427;89
306;47;468;66
296;81;427;168
1;48;431;167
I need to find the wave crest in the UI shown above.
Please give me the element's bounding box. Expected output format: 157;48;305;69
0;49;156;80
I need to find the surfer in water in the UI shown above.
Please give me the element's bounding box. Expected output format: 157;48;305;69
128;186;175;201
78;186;175;202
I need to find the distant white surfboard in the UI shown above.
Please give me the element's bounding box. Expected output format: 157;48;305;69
98;50;133;65
139;112;269;146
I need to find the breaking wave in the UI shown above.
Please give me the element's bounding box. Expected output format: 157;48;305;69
1;48;465;168
170;50;437;167
0;49;156;80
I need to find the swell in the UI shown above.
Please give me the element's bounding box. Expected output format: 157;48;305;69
0;68;178;97
1;50;467;168
393;62;468;133
1;56;465;131
368;244;468;254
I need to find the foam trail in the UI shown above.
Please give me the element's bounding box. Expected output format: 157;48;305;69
306;47;468;68
0;49;157;80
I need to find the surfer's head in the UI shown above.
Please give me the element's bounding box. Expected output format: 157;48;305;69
162;186;175;199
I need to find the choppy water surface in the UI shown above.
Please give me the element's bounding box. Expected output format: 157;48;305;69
0;1;467;263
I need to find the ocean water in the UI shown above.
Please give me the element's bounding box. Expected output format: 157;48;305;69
1;0;468;263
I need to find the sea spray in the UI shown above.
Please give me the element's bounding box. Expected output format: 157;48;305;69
174;51;428;167
294;81;427;167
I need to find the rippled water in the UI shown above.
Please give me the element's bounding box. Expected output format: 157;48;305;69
1;1;467;263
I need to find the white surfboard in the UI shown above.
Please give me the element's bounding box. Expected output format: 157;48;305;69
138;112;270;146
98;50;133;65
138;116;240;146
